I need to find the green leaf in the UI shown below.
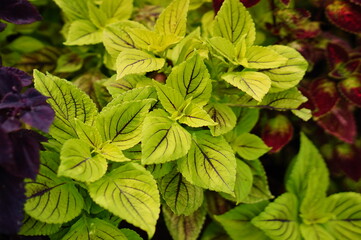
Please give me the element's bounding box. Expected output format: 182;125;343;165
87;1;107;28
233;159;254;203
200;221;230;240
74;118;102;148
146;161;176;179
245;46;288;69
154;81;185;115
25;152;84;224
100;0;133;21
252;193;301;240
154;0;189;37
261;45;308;92
105;74;152;97
213;0;256;46
163;204;207;240
59;139;107;182
116;49;165;78
96;100;152;150
323;192;361;239
300;224;335;240
61;216;127;240
160;169;204;216
120;228;143;240
205;102;237;136
214;201;269;240
222;71;271;102
179;103;217;127
286;133;329;202
178;131;236;194
55;52;83;73
292;108;312;121
88;163;160;238
259;88;308;110
167;53;212;106
234;108;260;134
141;109;192;164
232;133;271;160
242;159;273;203
207;37;236;63
98;142;130;162
34;70;98;143
53;0;88;21
65;20;102;46
19;215;61;236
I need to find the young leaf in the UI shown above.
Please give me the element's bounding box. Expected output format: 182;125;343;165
154;81;185;115
222;71;271;101
106;86;157;109
141;109;192;164
19;215;61;236
61;216;127;240
24;152;84;224
163;204;206;240
88;163;160;238
116;49;165;79
323;192;361;239
207;37;237;63
261;45;308;92
87;1;107;28
245;46;288;69
252;193;301;240
232;133;271;160
167;53;212;106
205;102;237;136
65;20;103;46
34;70;98;143
100;0;133;21
178;131;236;194
53;0;88;21
213;0;256;46
98;142;130;162
160;169;204;216
96;100;152;150
74;119;102;148
214;201;269;240
59;139;107;182
178;103;217;127
154;0;189;37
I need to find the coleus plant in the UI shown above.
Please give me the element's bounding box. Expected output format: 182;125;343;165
17;0;319;238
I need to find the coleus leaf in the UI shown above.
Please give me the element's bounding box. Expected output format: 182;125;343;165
106;86;157;108
207;37;237;64
64;20;103;46
329;59;361;79
205;102;237;136
19;214;61;236
100;0;133;21
154;81;184;115
24;152;84;224
98;142;130;162
178;102;217;127
53;0;88;21
326;43;349;69
232;133;271;160
213;0;256;46
326;0;361;34
159;169;204;216
214;201;269;240
245;46;288;69
178;131;236;194
213;0;261;13
338;75;361;107
334;142;361;181
146;161;176;179
141;109;192;164
88;162;160;238
252;193;301;240
0;0;42;25
262;114;294;153
87;1;107;28
163;204;206;240
300;223;335;240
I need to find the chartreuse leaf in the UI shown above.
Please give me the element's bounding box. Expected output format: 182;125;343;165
205;102;237;136
59;139;107;182
233;159;253;203
19;214;61;236
100;0;133;21
146;161;176;179
96;100;152;150
163;204;207;240
234;108;260;134
167;53;212;106
98;142;130;162
65;20;103;46
213;0;256;46
179;103;217;127
244;46;288;69
87;1;107;28
323;192;361;239
222;71;271;102
262;45;308;92
214;201;269;240
105;86;157;109
232;133;270;160
74;118;102;148
34;70;97;143
300;224;335;240
116;49;165;78
120;229;143;240
242;159;273;203
252;193;301;240
53;0;88;21
141;109;192;164
178;131;236;194
160;169;204;216
88;163;160;238
24;152;84;224
154;0;189;37
259;87;307;110
154;81;184;115
61;216;127;240
207;37;236;63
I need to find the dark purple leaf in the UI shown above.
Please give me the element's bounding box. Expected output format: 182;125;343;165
0;67;23;99
338;74;361;107
326;0;361;34
1;117;22;133
310;78;340;117
334;142;361;181
326;43;349;69
0;128;12;165
0;0;42;25
0;168;26;234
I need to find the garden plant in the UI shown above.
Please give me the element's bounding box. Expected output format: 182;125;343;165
0;0;360;239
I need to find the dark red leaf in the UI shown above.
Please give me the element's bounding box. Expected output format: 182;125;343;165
310;78;340;117
213;0;260;13
334;142;361;181
326;43;349;69
326;0;361;34
0;0;42;25
329;59;361;79
279;0;291;6
240;0;261;7
338;75;361;107
349;0;361;6
262;115;293;153
294;22;320;39
316;101;356;143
